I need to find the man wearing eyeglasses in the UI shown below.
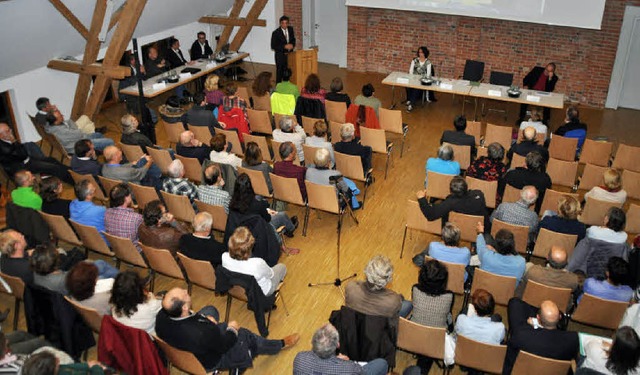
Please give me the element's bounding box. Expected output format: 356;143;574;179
190;31;214;61
518;62;558;125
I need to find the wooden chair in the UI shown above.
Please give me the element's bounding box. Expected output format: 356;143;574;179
153;336;209;375
484;123;512;150
252;94;271;112
214;128;243;157
175;154;203;184
161;119;183;148
177;253;216;295
425;171;455;201
140;243;186;292
425;256;466;295
531;228;578;260
119;143;145;163
64;296;102;334
329;120;343;145
195;200;228;233
160;191;196;224
510;153;527;169
622;169;640;200
546;158;578;188
491;219;530;256
400;200;442;258
70;220;115;258
146;147;174;175
129;183;160;210
465;120;482;146
538;189;579;218
0;272;25;330
443;142;471;170
302;144;324;167
612;143;640;172
325;100;347;123
187;125;213;146
360;127;393;179
38;211;82;247
579;197;623;227
271;140;284;162
570;293;628;330
301;116;322;136
502;184;522;204
69;171;108;204
522;279;573;312
397;317;448;374
511;350;572;375
97;175;121;198
378;108;408;158
465;177;498;209
238;166;272;198
244;134;273;162
334;151;373;206
449;212;485;243
273;113;297;130
548;135;578;162
247;108;273;135
626;204;640;236
103;232;148;270
236;86;250;104
305;180;358;246
470;268;517;306
579;139;613;166
454;334;507;374
269;173;308;230
577;163;607;192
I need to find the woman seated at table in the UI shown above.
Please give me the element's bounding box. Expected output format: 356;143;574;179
406;46;435;112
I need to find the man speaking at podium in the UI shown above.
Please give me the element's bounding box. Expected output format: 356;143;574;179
271;15;296;83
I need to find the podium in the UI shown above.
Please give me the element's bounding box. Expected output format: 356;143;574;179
287;49;318;88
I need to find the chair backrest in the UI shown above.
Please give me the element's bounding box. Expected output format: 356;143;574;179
187;125;212;146
465;121;482;146
214;128;243;157
64;296;102;333
103;232;148;268
580;197;623;227
425;256;466;295
360;127;388;154
579;139;613;166
269;173;305;205
146;147;173;175
301;116;322;136
273;113;298;130
70;220;114;257
246;108;273;135
334;151;366;182
0;272;25;300
484;124;512;150
449;211;485;243
511;153;527;169
612;143;640;172
302;144;323;167
397;317;446;359
511;350;572;375
329;120;343;144
243;134;273;162
463;60;485;82
531;228;578;260
425;171;454;200
379;108;404;135
177;253;216;291
470;268;517;306
325;100;347;123
548;135;578;161
489;71;513;86
546;158;578;188
252;94;271;112
455;334;507;374
577;163;608;191
271;140;300;165
465;177;498;209
236;86;250;104
175;154;203;184
238;166;272;198
405;200;442;235
538;189;579;219
521;279;573;312
153;335;207;375
97;176;122;199
119;143;145;163
194;200;228;232
305;181;340;214
490;219;529;256
443;142;471;170
161;119;183;147
160;191;196;223
502;184;522;204
69;171;108;203
571;293;629;330
38;211;82;246
139;243;185;281
627;203;640;235
622;169;640;200
129;183;160;210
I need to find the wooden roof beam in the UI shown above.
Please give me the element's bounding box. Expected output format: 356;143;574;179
230;0;268;51
108;3;124;32
199;16;266;27
47;60;131;80
49;0;90;40
217;0;244;51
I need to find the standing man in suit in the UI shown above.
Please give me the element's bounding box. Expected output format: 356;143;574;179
190;31;214;61
271;15;296;83
518;62;558;125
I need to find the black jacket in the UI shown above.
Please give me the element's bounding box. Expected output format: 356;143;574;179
6;202;50;248
189;40;213;61
418;190;487;223
270;26;296;54
507;140;549;164
294;97;325;124
224;213;280;268
185;105;221;136
0;140;30;175
0;255;34;285
166;48;188;70
334;140;373;173
500;168;552;212
176;144;210;165
522;66;558;92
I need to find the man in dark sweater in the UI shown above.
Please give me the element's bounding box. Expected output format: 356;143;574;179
500;151;551;213
176;130;210;164
518;62;558;125
70;140;102;176
178;212;225;268
440;115;476;157
417;176;486;223
185;92;221;136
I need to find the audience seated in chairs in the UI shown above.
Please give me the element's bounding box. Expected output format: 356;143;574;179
354;83;382;117
305;120;335;166
417;176;486;222
508;126;549;164
20;348;110;374
334;123;373;173
273;116;306;164
176;130;210;164
456;288;505;344
162;159;198;205
179;212;225;268
412;223;470;279
210;133;242;170
515;246;579;299
104;183;143;250
584;168;627;205
10;171;42;210
465;142;507;182
519;108;548;141
138;200;189;255
186;92;222;136
66;261;114;316
500;151;551;212
69;179;106;239
325;77;352;107
440;115;476;154
300;73;327;104
198;163;231;213
273;141;308;201
425;144;460;187
538;195;586;242
579;326;640;375
39;177;70;219
476;222;526;285
242;142;274;194
109;270;162;336
580;257;633;303
102;145;162;190
490;185;539;244
71;139;102;177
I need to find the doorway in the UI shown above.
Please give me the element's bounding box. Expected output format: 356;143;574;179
606;6;640;110
302;0;348;67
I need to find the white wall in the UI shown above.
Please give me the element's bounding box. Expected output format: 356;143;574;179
230;0;280;64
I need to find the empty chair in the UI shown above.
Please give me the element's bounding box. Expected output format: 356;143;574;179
522;280;573;312
546;158;578;188
470;268;517;306
160;191;196;223
161;119;183;148
449;212;485;243
247;108;273;135
425;171;455;201
244;134;273;163
579;197;623;227
70;220;115;257
577;163;608;192
462;59;485;82
511;350;572;375
548;135;578;161
129;183;160;210
379;108;408;157
103;232;148;270
97;176;121;198
175;154;202;184
360;127;393;179
187;125;213;146
579;139;613;166
119;143;145;164
531;229;578;260
570;293;628;330
214;128;243;157
622;169;640;200
538;189;579;218
140;243;186;292
484;124;512;151
325;100;347;123
400;200;443;258
612;143;640;172
397;317;448;374
0;272;25;330
465;177;498;209
146;147;173;175
38;211;82;247
177;253;216;295
154;336;209;375
454;334;507;374
238;166;272;198
490;219;529;256
443;143;471;170
195;200;228;233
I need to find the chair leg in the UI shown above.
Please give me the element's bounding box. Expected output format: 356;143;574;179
149;270;156;292
302;205;310;237
187;282;192;295
13;299;20;331
400;226;409;259
225;294;232;322
277;290;289;316
115;258;121;270
384;150;391;180
400;135;406;158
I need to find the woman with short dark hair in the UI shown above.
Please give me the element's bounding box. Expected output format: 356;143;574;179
325;77;351;107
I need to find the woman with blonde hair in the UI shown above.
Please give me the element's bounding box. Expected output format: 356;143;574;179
538;195;587;242
584;168;627;204
204;74;224;106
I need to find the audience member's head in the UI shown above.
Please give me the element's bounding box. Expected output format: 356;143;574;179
193;212;213;234
109;183;132;208
74;179;96;202
30;243;59;276
311;323;340;359
203;164;223;186
304;73;321;94
329;77;344;93
14;170;34;188
230;173;255;213
313;148;331;169
282;68;292;82
494;229;517;256
167;159;185;179
162;287;191;318
487;142;505;163
279;116;294;133
520;186;538;207
143;200;166;227
225;82;238;96
278;141;296;161
40;176;63;203
0;229;27;257
313;120;328;138
557;195;581;220
179;131;196;146
529;108;542;122
471;289;495;317
538;300;560;329
437;144;454;161
36;97;51;112
121;114;139;135
441;222;461;247
252;71;273;96
523;126;537;142
205;74;220;92
547;246;568;269
361;83;374;98
605;207;626;232
417;259;448;295
103;145;122;164
244;142;263;166
110;270;147;318
212;133;226;152
525;151;545;173
21;351;57;375
193;92;206;106
148;45;159;60
449;177;468;198
607;257;630;286
603;169;623;191
566;106;580;122
66;261;99;302
74;139;95;158
453;115;467;131
364;255;394;291
340;123;355;142
607;326;640;375
0;123;14;142
228;226;254;260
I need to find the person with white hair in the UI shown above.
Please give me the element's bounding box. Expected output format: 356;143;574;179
162;159;197;204
273;115;306;163
424;144;460;187
293;323;389;375
176;130;210;164
490;185;539;245
334;123;372;172
305;148;349;195
178;212;225;268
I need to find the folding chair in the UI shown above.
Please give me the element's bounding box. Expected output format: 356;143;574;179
146;147;173;175
252;94;271;112
38;211;82;247
579;197;623;227
511;350;571;375
238;166;272;198
425;256;466;296
103;232;149;271
247;108;274;135
570;293;628;330
455;334;507;374
214;128;244;157
70;220;115;258
177;253;216;295
465;177;498;209
531;228;578;260
187;125;213;146
465;120;482;146
484;123;512;151
0;272;25;330
612;143;640;172
69;171;108;204
334;151;373;206
161;119;183;148
449;211;485;243
522;280;573;312
490;219;529;256
443;142;471;170
325;100;347;123
269;173;309;234
244;134;273;162
538;189;579;218
400;200;442;258
175;154;203;184
579;139;613;167
97;175;122;198
129;183;160;210
153;336;209;375
360;127;393;179
425;171;455;201
329;120;343;145
301;116;322;136
622;169;640;200
470;268;517;306
577;163;608;192
160;191;196;224
140;243;187;292
119;143;145;163
397;317;448;374
195;200;228;233
379;108;408;157
549;135;578;162
546;158;578;188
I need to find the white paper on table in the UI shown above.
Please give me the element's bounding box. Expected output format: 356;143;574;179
152;82;166;90
526;95;541;102
206;63;216;69
488;90;502;97
179;72;191;79
396;77;409;84
440;83;453;90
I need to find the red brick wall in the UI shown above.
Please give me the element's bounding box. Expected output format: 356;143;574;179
284;0;302;49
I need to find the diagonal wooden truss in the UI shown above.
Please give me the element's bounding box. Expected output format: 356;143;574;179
199;0;268;52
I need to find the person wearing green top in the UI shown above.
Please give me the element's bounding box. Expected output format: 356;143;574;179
10;170;43;210
275;68;300;101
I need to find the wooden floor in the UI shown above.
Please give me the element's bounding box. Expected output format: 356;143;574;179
2;61;639;374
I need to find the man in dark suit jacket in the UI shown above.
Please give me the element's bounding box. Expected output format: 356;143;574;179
518;62;558;125
499;151;551;212
190;31;214;61
176;130;211;164
334;123;372;173
440;115;476;157
417;176;487;223
502;297;578;374
507;126;549;165
166;37;190;69
70;139;102;176
271;16;296;83
185;92;222;136
34;97;53;126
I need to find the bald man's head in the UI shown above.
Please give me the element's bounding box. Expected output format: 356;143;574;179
547;246;568;269
520;185;538;206
103;145;121;163
162;287;191;318
179;131;193;146
523;126;537;141
538;300;560;329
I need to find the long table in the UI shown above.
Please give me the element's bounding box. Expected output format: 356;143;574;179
381;71;565;114
119;52;250;98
